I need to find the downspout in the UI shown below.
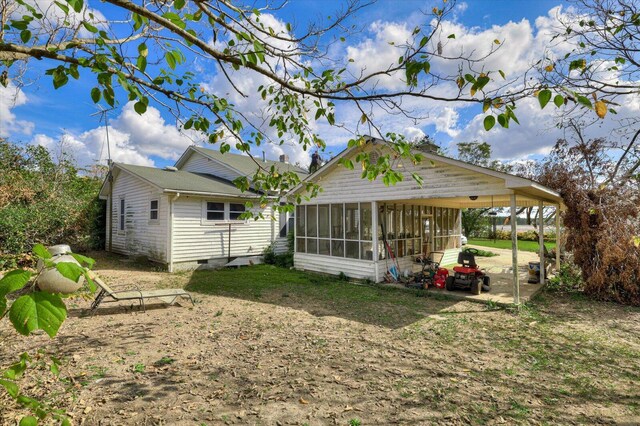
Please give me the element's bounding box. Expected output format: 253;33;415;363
107;172;114;252
168;192;180;272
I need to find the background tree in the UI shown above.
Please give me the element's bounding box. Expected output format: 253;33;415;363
0;138;104;265
538;127;639;305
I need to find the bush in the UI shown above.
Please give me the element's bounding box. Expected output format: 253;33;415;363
0;139;104;264
547;260;583;293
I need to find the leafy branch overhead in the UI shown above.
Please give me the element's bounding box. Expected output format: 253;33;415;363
1;0;637;208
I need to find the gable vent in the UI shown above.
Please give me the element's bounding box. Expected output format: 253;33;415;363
369;150;380;165
164;166;178;172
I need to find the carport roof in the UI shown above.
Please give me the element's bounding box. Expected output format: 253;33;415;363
293;136;565;209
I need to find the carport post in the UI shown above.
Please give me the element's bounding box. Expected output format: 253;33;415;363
539;201;545;285
510;193;520;305
555;205;561;271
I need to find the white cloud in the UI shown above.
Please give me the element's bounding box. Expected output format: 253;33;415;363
0;83;34;138
30;102;200;167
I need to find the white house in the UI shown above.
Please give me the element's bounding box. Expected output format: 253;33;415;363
291;137;564;303
99;146;306;271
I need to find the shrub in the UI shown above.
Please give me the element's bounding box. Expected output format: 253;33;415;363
547;260;583;293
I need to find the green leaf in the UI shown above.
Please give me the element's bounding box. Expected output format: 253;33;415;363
55;262;85;283
65;0;83;13
138;43;148;58
576;95;593;109
419;36;428;47
165;51;176;70
483;115;496;131
69;253;95;268
32;244;51;259
82;21;98;33
0;270;32;313
553;94;564;107
9;293;67;338
90;87;101;103
0;378;19;398
19;416;38;426
3;353;30;380
447;33;455;39
134;101;147;114
20;29;31;43
538;89;552;109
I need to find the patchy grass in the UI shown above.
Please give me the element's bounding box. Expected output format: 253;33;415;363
185;264;459;328
2;253;638;425
469;238;556;252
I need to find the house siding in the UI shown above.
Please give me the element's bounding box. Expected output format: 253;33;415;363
171;196;275;266
294;253;376;280
109;171;169;262
306;146;509;204
179;151;242;181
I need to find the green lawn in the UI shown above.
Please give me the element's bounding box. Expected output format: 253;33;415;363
185;264;456;328
469;238;556;253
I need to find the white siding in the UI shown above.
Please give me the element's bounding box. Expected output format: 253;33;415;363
294;253;376;280
179;152;241;181
304;146;509;204
273;237;289;254
172;196;275;262
109;172;169;262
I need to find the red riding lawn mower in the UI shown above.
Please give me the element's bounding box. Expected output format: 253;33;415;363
445;248;490;295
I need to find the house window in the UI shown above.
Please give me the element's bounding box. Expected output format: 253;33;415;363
206;202;225;221
119;198;125;231
229;203;246;220
149;199;159;220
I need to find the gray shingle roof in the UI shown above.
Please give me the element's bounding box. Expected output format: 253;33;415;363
116;163;259;196
192;146;308;177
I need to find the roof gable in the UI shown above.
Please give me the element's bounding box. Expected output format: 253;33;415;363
175;146;308;179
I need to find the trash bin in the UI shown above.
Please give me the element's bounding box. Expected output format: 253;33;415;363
528;261;540;284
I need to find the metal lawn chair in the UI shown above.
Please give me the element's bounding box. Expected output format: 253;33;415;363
87;272;194;313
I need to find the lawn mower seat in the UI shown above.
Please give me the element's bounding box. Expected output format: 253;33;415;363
457;251;477;268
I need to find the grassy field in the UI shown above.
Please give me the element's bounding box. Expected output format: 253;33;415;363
469;238;557;252
2;255;638;425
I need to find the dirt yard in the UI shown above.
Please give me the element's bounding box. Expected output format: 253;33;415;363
1;251;639;425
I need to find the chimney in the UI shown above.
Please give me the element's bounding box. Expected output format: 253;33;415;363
279;154;289;163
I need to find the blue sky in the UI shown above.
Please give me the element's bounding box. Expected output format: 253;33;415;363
4;0;635;170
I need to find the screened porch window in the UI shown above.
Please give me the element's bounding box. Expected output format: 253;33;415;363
296;203;373;260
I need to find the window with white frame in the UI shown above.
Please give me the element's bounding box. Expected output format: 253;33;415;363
229;203;246;220
149;199;159;220
206;202;225;221
203;201;247;222
119;198;125;231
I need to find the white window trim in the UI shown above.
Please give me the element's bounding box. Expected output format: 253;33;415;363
149;198;159;224
118;197;126;234
201;200;249;225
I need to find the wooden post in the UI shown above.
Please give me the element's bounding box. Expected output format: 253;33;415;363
556;204;561;271
538;201;545;284
510;193;520;305
372;201;379;282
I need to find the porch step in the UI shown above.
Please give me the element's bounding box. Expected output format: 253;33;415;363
224;256;263;268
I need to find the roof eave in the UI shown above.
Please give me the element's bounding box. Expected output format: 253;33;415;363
163;189;266;198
